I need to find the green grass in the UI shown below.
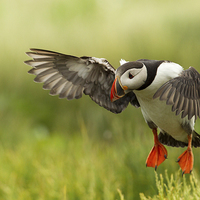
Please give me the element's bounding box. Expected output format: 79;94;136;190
1;0;200;199
140;170;200;200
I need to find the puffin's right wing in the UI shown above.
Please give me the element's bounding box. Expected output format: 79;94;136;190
25;49;139;114
153;67;200;120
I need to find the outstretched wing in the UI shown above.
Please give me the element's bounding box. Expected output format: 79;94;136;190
153;67;200;120
25;48;139;114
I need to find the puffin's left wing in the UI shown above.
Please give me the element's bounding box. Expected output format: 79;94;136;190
25;49;139;114
153;67;200;120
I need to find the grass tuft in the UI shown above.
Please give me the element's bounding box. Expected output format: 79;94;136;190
140;170;200;200
117;189;125;200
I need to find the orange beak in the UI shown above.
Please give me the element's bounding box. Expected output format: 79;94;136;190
110;77;127;102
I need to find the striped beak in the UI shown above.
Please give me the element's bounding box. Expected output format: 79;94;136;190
110;76;127;102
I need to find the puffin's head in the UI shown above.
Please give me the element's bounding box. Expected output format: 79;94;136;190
110;61;147;102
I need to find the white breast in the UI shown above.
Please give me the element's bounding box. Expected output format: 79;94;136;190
134;62;194;143
139;97;192;142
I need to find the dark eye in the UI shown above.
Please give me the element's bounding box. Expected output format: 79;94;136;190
129;73;134;79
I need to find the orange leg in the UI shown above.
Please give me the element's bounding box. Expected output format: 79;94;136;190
177;134;194;175
146;128;168;170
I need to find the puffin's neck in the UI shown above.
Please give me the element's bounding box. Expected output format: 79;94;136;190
134;62;183;100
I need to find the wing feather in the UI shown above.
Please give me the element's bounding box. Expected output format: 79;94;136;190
25;48;140;113
43;74;63;89
159;85;172;100
166;87;176;105
154;67;200;120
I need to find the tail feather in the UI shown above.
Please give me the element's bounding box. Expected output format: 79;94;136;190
192;131;200;147
158;132;187;147
158;131;200;148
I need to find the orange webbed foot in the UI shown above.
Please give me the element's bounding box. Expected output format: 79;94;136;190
146;129;168;170
146;141;168;170
177;135;194;175
177;150;193;175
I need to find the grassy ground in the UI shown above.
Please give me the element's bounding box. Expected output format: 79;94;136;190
140;170;200;200
1;0;200;199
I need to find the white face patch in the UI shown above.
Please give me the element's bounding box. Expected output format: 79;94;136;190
120;65;147;90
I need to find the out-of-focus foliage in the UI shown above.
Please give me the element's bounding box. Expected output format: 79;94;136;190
0;0;200;199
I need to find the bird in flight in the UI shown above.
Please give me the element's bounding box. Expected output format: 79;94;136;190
25;48;200;174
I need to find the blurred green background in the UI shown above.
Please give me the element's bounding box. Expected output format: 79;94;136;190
1;0;200;199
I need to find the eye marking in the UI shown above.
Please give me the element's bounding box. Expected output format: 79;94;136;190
129;73;134;79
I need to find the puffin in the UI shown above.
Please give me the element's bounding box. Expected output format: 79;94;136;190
25;48;200;174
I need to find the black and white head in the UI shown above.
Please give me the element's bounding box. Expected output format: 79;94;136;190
111;60;164;101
